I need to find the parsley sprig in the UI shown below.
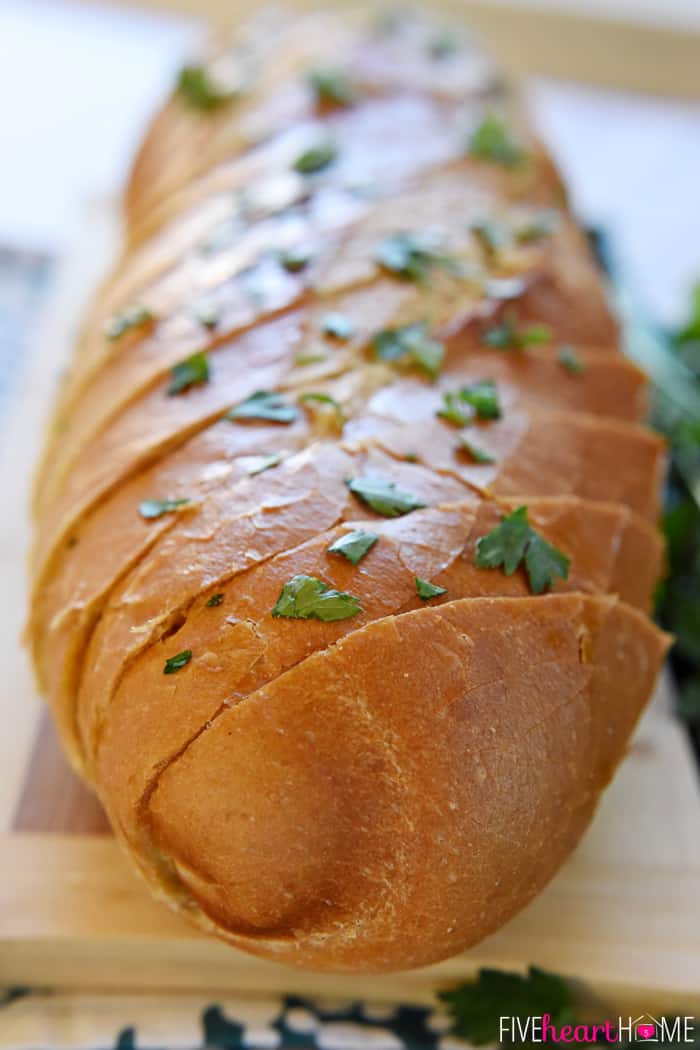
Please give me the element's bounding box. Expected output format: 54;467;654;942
439;966;574;1045
475;506;570;594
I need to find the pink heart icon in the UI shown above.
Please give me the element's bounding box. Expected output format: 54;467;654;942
637;1025;656;1039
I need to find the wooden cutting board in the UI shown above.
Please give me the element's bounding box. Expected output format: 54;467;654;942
1;205;700;1013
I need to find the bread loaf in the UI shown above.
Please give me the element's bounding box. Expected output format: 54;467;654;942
30;6;670;972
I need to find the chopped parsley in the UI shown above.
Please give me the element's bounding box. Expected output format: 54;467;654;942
438;380;501;425
372;321;445;379
241;452;284;475
376;231;458;285
559;345;585;375
177;65;237;111
295;350;327;366
515;208;559;242
471;218;511;256
322;312;355;340
139;497;190;520
346;476;427;517
272;574;362;621
428;29;459;60
327;529;379;565
439;966;574;1045
163;649;192;675
458;434;496;464
192;298;220;330
482;314;552;350
205;593;224;607
227;390;299;423
167;351;210;395
104;304;153;341
308;67;357;108
277;244;315;272
475;505;570;594
467;114;526;168
299;391;344;419
415;577;447;600
293;140;338;174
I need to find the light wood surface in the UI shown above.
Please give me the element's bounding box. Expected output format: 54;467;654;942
1;203;700;1005
99;0;700;98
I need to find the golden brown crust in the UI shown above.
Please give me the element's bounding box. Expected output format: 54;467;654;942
30;5;668;972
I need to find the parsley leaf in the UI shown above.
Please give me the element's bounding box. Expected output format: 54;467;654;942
192;298;220;330
415;577;447;600
322;312;355;340
308;67;357;108
240;452;284;475
525;531;572;595
167;351;210;395
277;244;315;272
104;304;154;341
293;140;338;174
372;321;445;379
299;391;345;420
205;593;224;607
468;114;526;168
177;66;236;111
163;649;192;675
482;313;552;350
346;476;427;517
439;966;574;1046
475;505;570;594
139;498;190;520
328;529;379;565
458;434;496;464
272;574;362;621
439;380;501;425
227;390;299;423
559;345;585;375
376;231;458;285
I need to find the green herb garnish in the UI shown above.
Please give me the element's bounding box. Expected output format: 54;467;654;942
241;452;284;475
439;380;501;425
192;299;220;330
163;649;192;675
177;65;236;111
515;208;559;242
458;435;496;464
167;351;210;395
372;321;445;379
139;498;190;520
327;529;379;565
104;304;153;341
322;312;355;340
559;345;585;375
278;244;315;272
295;350;327;366
471;218;511;256
376;231;458;285
427;30;459;60
299;391;344;418
482;314;551;350
272;574;362;621
439;966;574;1046
227;390;299;423
205;593;224;607
308;67;357;108
293;140;338;174
475;505;570;594
415;577;447;600
468;114;526;168
346;476;427;517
